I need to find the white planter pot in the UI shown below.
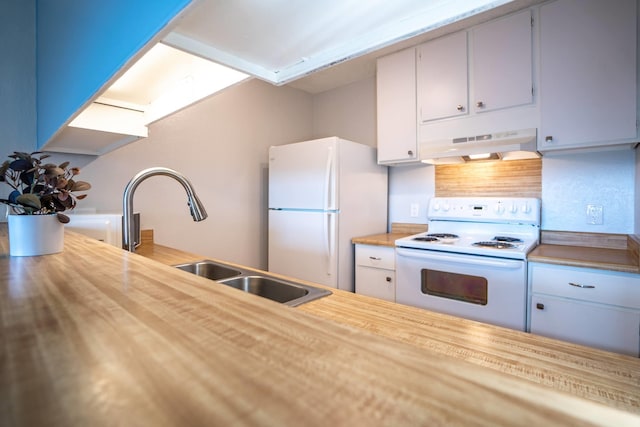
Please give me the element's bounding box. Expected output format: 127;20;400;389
7;214;64;256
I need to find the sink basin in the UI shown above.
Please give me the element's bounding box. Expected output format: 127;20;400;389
173;260;331;306
218;276;315;305
174;260;242;280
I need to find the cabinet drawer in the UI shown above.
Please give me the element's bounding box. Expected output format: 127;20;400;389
529;263;640;309
355;245;395;270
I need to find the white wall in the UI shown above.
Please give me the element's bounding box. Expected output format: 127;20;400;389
311;77;377;147
78;79;313;269
542;149;635;233
388;164;434;225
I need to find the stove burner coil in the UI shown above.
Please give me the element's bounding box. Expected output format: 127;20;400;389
413;236;439;242
493;236;523;243
473;241;516;249
426;233;459;239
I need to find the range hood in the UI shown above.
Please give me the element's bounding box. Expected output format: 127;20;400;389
420;128;540;164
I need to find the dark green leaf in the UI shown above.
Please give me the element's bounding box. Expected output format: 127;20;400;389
16;193;41;210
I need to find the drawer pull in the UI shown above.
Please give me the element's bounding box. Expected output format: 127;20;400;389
369;256;382;261
385;276;392;282
568;282;595;289
536;303;545;310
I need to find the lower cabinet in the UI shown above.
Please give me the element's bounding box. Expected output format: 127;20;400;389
355;244;395;302
528;262;640;357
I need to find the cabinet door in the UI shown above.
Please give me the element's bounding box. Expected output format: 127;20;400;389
417;31;468;122
472;10;533;113
355;266;395;302
376;48;418;164
539;0;637;150
530;295;640;357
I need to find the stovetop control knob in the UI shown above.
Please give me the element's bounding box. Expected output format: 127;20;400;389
432;201;440;211
508;203;518;213
521;202;531;214
494;203;505;214
442;201;451;212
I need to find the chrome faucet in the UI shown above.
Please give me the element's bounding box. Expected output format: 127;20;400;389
122;167;208;252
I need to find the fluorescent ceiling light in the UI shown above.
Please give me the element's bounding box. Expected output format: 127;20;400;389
69;43;250;134
467;153;492;160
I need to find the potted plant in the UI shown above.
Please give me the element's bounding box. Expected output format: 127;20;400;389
0;151;91;256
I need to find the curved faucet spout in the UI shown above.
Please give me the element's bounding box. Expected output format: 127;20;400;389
122;167;208;252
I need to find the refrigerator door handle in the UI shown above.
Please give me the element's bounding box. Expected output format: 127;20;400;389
324;212;335;278
323;145;333;210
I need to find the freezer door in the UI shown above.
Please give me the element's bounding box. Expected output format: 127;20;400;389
268;138;338;210
268;210;338;288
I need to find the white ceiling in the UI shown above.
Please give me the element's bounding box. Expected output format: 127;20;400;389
164;0;545;94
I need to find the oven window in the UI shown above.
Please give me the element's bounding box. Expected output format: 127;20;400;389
421;269;488;305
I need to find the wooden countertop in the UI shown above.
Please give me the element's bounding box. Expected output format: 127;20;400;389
529;232;640;273
351;223;428;247
351;232;411;247
528;244;640;273
354;228;640;274
139;238;640;415
2;227;640;426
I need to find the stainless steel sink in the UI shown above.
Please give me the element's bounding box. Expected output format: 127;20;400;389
173;260;331;306
175;260;242;280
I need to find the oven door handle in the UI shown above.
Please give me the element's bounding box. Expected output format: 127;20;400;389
396;248;523;269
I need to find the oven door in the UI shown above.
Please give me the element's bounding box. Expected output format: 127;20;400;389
395;247;527;330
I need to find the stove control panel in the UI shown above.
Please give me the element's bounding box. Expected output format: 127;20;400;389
428;197;540;225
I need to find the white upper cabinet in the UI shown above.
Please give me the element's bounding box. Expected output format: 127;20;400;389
376;48;419;164
538;0;637;151
417;9;533;124
471;10;533;114
417;31;468;122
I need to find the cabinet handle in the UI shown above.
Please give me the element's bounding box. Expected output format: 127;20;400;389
568;282;595;289
456;104;464;112
385;276;392;282
545;136;553;142
476;101;485;108
536;303;545;310
369;256;381;261
407;150;414;156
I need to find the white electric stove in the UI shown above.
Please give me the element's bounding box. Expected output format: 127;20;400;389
395;197;541;331
396;197;540;259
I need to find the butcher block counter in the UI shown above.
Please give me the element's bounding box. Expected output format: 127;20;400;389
351;223;427;247
528;232;640;274
2;228;640;426
526;231;640;275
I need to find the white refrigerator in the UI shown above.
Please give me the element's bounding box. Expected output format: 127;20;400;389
268;137;388;292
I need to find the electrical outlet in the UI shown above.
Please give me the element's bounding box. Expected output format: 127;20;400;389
586;204;603;225
410;203;419;218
